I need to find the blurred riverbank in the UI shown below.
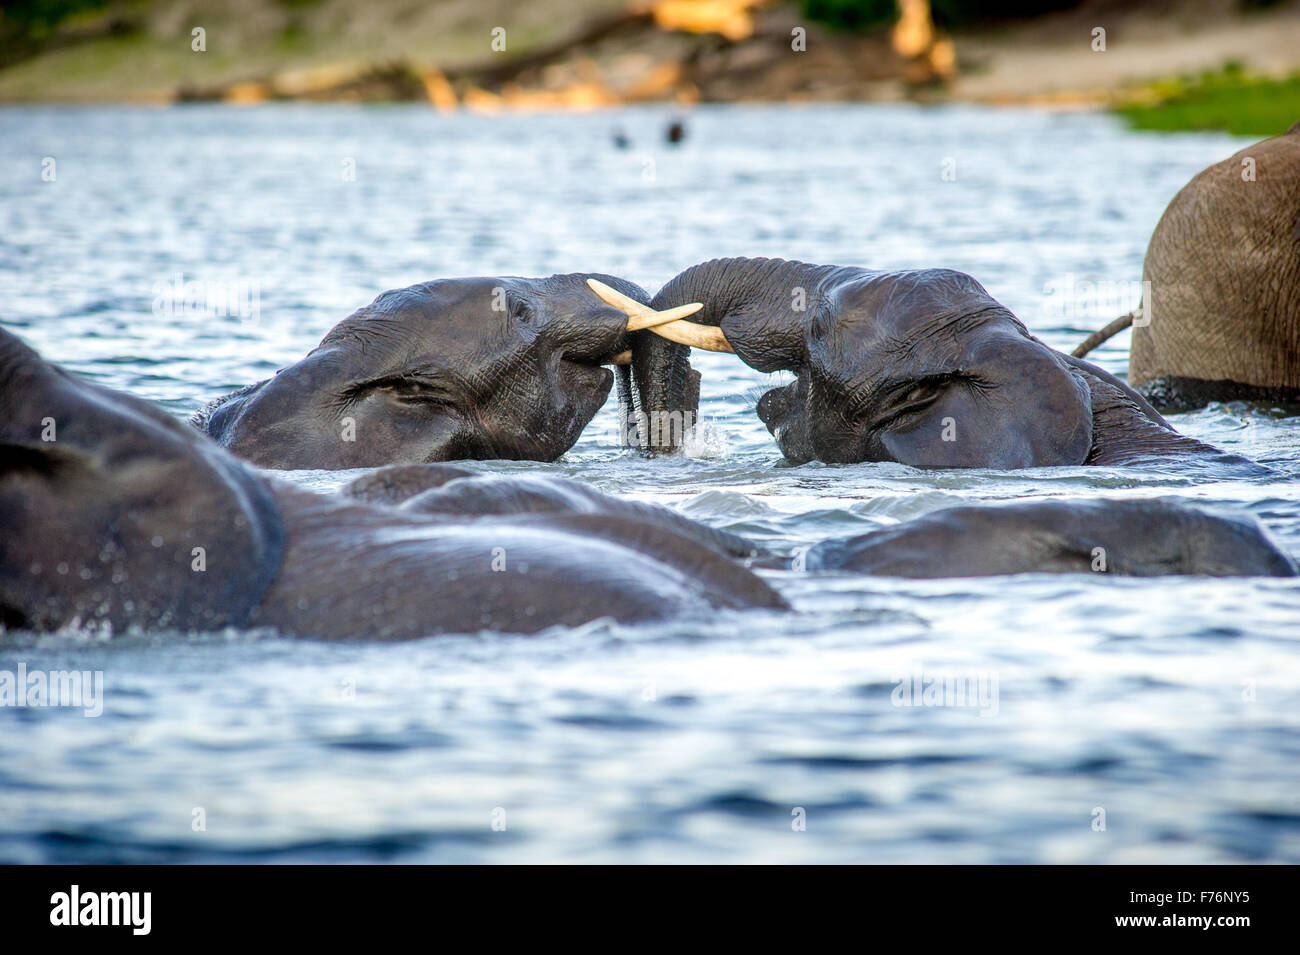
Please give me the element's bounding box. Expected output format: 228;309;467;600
1;0;1298;133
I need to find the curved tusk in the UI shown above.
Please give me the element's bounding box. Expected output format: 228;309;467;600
644;321;734;352
586;278;733;352
603;349;633;366
586;278;703;331
634;301;706;329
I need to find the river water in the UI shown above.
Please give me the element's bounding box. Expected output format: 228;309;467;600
1;104;1298;863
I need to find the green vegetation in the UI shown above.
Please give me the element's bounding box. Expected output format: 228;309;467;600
930;0;1081;28
1116;63;1300;137
0;0;118;69
800;0;895;32
1;0;108;37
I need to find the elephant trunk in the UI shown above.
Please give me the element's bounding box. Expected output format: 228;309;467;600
581;272;699;455
616;333;699;454
649;257;843;373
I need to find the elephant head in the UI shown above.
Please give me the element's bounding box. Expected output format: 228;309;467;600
198;273;703;469
635;257;1096;467
0;327;285;633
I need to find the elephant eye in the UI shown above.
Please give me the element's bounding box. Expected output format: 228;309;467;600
896;377;952;410
902;382;942;405
512;299;536;324
386;379;458;407
870;374;959;428
348;374;457;408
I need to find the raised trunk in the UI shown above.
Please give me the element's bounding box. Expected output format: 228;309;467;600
650;257;844;373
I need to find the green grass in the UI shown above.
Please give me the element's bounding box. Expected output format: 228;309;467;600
1116;63;1300;137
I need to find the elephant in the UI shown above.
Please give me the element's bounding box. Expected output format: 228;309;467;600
5;326;1290;642
192;273;705;469
0;328;785;640
593;258;1242;469
1073;122;1300;411
803;499;1297;578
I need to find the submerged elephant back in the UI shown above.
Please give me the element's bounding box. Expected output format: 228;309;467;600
806;499;1297;578
1132;125;1300;394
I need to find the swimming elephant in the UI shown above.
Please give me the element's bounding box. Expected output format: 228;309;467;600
1075;123;1300;410
0;328;784;639
193;273;703;469
804;499;1297;578
605;257;1233;468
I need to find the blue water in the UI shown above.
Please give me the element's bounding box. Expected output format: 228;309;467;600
2;104;1298;863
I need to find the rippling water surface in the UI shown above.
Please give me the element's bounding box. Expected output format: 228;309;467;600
2;105;1298;863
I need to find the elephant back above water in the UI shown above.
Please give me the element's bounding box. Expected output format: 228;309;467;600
1129;122;1300;409
805;499;1297;578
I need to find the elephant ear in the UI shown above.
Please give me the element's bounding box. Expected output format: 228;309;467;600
0;329;285;633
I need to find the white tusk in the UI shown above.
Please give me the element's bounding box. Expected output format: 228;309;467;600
586;278;732;352
586;278;703;331
644;321;734;352
630;301;706;329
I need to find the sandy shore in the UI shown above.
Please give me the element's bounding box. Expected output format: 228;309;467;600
949;0;1300;106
